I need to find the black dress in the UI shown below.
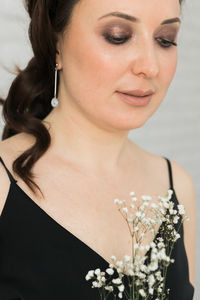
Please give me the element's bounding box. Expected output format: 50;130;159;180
0;156;194;299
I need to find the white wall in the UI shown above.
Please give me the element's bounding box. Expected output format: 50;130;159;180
0;0;199;298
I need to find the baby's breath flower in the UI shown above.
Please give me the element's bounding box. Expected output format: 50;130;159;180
145;244;150;251
143;201;149;207
150;218;156;224
122;207;128;213
173;215;179;224
135;279;141;286
149;287;154;295
140;204;146;211
86;189;187;299
173;232;180;241
141;195;152;201
160;208;165;215
133;226;139;232
94;268;101;276
118;284;125;292
134;243;139;249
127;269;134;276
148;260;158;271
112;278;122;285
167;189;174;199
155;271;163;281
123;255;131;263
148;274;155;287
92;281;101;288
105;285;114;292
139;289;146;297
127;217;134;223
106;268;114;275
157;242;165;249
111;255;117;261
150;241;156;248
85;270;95;280
167;224;173;230
169;208;175;215
157;237;164;242
131;197;137;202
151;202;158;209
114;198;120;205
129;191;135;196
163;201;170;209
140;264;148;273
116;261;123;268
136;211;142;218
138;272;146;279
177;204;185;215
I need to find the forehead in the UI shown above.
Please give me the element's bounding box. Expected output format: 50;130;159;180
73;0;180;26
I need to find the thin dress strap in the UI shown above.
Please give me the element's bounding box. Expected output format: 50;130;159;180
163;156;174;190
0;156;17;183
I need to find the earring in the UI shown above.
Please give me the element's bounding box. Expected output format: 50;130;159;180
51;63;59;108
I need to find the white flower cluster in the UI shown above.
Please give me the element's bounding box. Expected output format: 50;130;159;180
85;189;189;299
85;262;125;299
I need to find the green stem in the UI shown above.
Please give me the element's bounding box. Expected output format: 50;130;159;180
132;276;135;300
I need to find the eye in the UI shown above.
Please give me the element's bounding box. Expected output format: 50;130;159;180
102;33;177;48
156;37;177;48
103;33;131;45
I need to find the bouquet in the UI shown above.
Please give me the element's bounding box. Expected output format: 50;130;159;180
85;189;189;299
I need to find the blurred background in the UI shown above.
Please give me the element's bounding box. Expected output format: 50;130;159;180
0;0;199;297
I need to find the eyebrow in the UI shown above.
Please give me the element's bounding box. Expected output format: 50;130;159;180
98;11;181;25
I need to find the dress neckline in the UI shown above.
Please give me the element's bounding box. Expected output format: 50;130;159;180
8;179;176;269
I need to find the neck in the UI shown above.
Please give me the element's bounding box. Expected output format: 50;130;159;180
43;105;136;175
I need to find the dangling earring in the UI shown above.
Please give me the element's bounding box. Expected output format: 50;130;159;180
51;63;59;108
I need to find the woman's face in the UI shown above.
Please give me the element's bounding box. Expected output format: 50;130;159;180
56;0;181;131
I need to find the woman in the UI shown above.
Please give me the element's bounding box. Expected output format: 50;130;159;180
0;0;196;299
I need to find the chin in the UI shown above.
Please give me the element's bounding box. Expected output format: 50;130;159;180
108;118;148;131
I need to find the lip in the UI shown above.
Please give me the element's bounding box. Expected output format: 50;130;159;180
116;91;152;107
119;89;154;97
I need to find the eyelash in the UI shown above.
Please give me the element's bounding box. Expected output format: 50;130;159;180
103;35;177;48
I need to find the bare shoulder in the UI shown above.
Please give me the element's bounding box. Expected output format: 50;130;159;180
0;133;35;215
170;159;197;286
0;132;35;163
170;159;196;213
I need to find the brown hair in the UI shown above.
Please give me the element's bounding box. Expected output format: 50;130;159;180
0;0;185;197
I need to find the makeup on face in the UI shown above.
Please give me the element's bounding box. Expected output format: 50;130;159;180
96;12;180;49
100;22;178;47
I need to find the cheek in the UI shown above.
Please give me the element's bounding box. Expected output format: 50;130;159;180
161;52;178;86
61;31;121;98
148;52;178;118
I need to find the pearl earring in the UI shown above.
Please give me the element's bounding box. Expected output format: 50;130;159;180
51;63;59;108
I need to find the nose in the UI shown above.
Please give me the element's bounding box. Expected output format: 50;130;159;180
131;39;159;79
